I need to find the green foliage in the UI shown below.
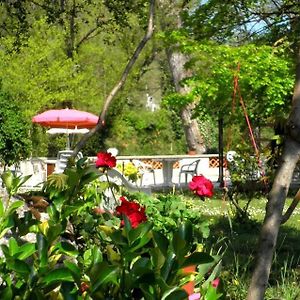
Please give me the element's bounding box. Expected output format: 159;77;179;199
226;151;269;222
132;193;211;240
0;156;222;299
0;92;32;166
0;170;31;238
105;108;186;155
0;19;90;117
157;41;294;151
188;43;294;123
162;93;195;110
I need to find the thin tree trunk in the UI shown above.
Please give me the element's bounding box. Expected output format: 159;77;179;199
247;48;300;299
72;0;155;156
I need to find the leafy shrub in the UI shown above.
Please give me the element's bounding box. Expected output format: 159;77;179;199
226;152;269;222
0;92;32;166
0;156;223;299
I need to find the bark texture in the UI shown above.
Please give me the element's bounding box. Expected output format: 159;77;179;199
247;48;300;299
164;6;206;154
167;51;206;153
247;139;300;299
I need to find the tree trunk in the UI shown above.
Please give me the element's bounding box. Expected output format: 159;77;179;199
247;48;300;299
166;28;206;154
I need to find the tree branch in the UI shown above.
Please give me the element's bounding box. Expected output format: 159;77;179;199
281;188;300;224
75;17;109;51
72;0;155;156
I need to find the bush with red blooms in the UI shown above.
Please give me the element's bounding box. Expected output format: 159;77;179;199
189;175;214;198
116;196;147;228
95;152;116;168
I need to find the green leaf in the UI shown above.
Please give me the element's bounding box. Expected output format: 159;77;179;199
16;243;36;260
61;204;82;219
47;204;59;221
80;171;101;186
181;252;214;268
14;174;32;190
0;199;4;217
8;237;19;256
132;236;152;252
42;268;73;285
110;230;128;246
161;252;177;282
7;259;31;275
172;232;187;258
123;214;132;235
53;241;78;257
91;245;103;265
60;282;78;300
202;260;222;289
153;231;169;257
204;284;223;300
7;200;23;215
177;221;193;245
63;261;81;285
37;233;48;268
172;221;194;258
90;262;119;293
46;223;63;244
1;171;13;193
128;221;152;245
161;287;188;300
1;245;9;257
0;286;13;300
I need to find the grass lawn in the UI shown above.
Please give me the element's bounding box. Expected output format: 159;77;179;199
184;193;300;300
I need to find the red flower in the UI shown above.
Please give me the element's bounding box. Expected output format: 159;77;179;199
189;175;214;198
116;196;147;228
95;152;116;168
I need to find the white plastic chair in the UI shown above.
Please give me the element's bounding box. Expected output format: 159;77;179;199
178;159;201;184
132;160;156;186
54;150;83;173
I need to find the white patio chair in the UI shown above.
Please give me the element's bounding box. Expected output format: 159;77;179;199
132;160;156;186
178;159;201;184
54;150;83;173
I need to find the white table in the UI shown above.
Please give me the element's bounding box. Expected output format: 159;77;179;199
117;155;204;187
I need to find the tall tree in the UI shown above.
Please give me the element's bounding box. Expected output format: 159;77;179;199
158;0;206;154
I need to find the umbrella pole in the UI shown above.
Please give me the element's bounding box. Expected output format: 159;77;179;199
66;134;71;150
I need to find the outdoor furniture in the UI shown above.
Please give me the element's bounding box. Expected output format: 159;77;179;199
156;157;180;187
54;150;83;173
132;160;156;186
179;159;201;184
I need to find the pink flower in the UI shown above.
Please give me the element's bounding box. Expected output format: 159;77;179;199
189;293;201;300
116;196;147;228
95;152;116;168
212;278;220;288
189;175;214;198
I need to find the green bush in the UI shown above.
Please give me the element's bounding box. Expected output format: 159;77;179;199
0;92;32;166
0;156;223;299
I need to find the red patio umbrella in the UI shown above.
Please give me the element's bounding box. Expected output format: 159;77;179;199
32;108;99;129
32;108;99;149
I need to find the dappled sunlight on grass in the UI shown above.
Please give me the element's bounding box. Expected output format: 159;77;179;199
178;193;300;299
